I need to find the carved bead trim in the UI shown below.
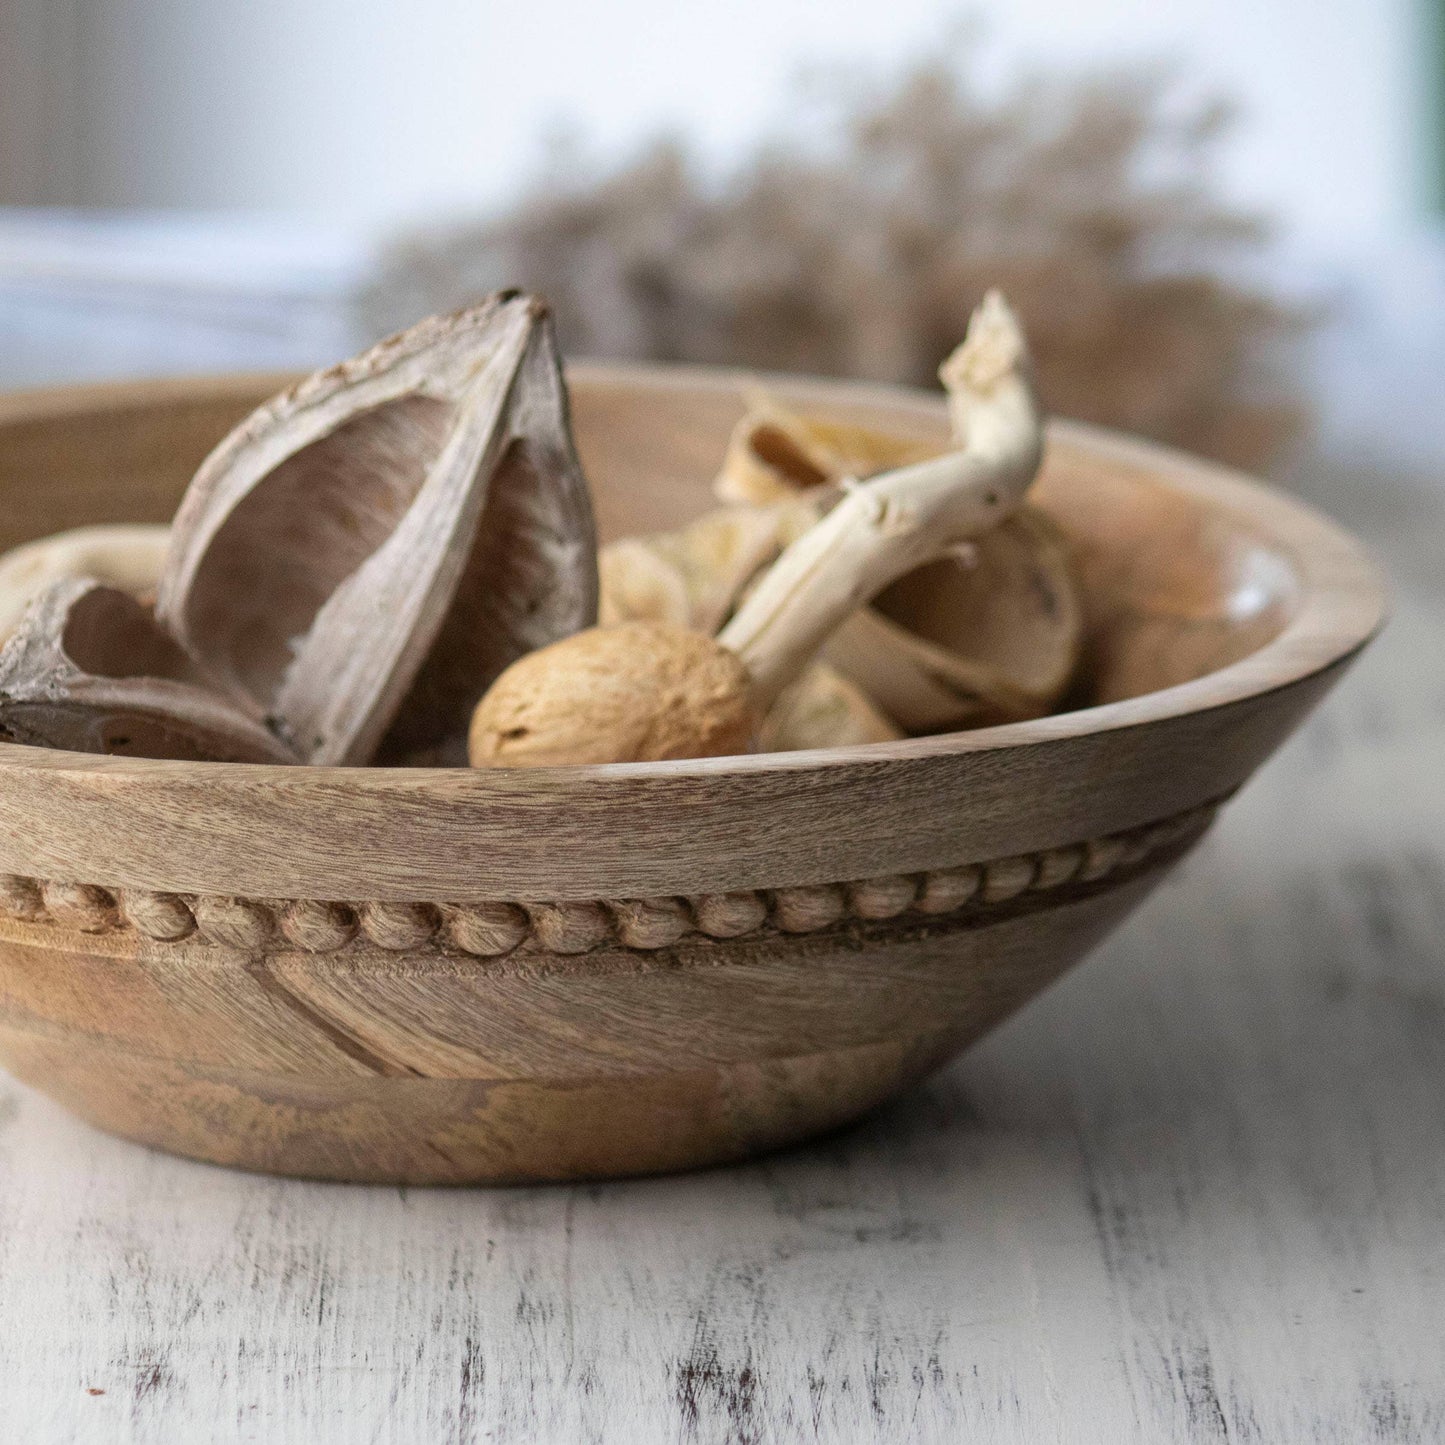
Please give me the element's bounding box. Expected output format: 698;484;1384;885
0;801;1215;958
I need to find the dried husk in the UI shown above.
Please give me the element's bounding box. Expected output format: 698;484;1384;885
0;524;169;645
826;508;1081;729
0;578;298;763
757;663;904;751
156;292;598;767
716;404;939;506
712;377;1080;729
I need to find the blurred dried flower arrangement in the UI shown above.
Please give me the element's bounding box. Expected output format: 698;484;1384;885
374;41;1310;472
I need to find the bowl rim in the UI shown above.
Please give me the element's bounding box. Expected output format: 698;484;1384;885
0;360;1387;787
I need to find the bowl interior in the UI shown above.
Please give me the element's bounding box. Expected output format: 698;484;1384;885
0;366;1300;710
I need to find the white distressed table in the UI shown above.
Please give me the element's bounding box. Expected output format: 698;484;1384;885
0;463;1436;1444
0;240;1441;1438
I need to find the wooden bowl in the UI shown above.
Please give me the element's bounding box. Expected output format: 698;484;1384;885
0;367;1384;1184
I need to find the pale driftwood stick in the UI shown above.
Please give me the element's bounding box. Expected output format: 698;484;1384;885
718;290;1043;710
470;293;1044;767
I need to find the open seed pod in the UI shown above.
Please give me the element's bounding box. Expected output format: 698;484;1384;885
156;292;598;766
0;524;169;645
598;500;814;633
716;400;939;505
825;508;1081;730
715;384;1080;731
757;663;904;751
0;578;298;763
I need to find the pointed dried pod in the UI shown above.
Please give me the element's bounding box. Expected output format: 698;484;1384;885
0;578;298;763
0;524;169;645
156;293;598;766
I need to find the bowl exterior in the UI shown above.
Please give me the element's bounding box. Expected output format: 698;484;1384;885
0;804;1213;1183
0;366;1385;1183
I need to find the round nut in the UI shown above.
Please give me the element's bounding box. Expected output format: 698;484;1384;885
470;623;758;767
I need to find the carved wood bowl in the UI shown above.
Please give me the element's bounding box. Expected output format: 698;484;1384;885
0;367;1384;1184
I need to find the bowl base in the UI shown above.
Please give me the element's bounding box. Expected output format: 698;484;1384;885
0;1024;981;1184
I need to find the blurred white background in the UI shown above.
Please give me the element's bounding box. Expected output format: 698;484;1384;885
1;0;1442;472
0;0;1432;248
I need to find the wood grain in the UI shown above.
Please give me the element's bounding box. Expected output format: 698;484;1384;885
0;367;1383;1184
0;407;1430;1438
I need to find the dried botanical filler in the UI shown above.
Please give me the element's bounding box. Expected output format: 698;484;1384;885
0;289;1078;767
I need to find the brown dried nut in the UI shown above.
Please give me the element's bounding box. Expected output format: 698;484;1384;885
468;621;758;767
598;500;815;633
156;292;598;767
0;525;169;645
824;508;1082;730
0;579;298;763
716;403;939;505
758;663;904;752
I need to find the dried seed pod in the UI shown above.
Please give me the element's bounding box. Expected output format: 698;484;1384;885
598;500;814;633
0;524;169;645
597;539;691;628
0;578;298;763
758;663;904;751
156;292;598;766
825;508;1081;730
716;403;938;505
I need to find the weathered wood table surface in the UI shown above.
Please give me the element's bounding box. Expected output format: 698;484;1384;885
0;413;1437;1440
